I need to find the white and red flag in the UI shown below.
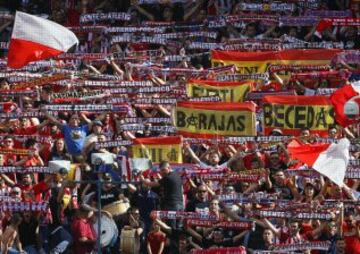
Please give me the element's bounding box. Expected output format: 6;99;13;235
288;138;350;186
7;11;78;69
330;81;360;127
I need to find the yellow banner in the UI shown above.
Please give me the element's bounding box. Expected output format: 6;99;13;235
263;96;335;136
211;50;341;79
186;82;251;102
176;103;256;137
132;137;182;163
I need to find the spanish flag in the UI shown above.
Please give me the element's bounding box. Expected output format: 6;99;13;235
263;95;335;136
175;101;256;138
132;136;182;163
211;49;342;76
186;79;255;102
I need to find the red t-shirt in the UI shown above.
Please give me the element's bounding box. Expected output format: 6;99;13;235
13;126;38;135
345;235;360;254
71;218;97;254
147;231;166;254
243;153;266;170
17;181;49;202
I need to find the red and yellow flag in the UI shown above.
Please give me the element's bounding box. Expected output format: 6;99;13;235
186;79;255;102
211;49;341;76
132;136;182;163
263;95;335;136
175;101;256;138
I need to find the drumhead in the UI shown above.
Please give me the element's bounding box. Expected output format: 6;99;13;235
93;214;118;247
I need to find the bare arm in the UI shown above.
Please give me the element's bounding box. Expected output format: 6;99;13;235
184;143;202;164
263;218;281;237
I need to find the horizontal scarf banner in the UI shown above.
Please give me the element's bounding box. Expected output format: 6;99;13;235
316;18;360;37
187;96;222;102
294;0;321;10
246;91;296;101
239;2;295;12
0;148;31;156
1;202;48;212
291;70;351;80
268;64;331;73
0;71;45;81
345;170;360;179
12;74;68;90
262;95;335;137
134;98;177;105
332;50;360;65
0;166;53;174
0;134;53;144
105;85;174;94
197;173;261;183
175;101;256;138
79;12;131;23
283;41;344;49
0;89;35;96
279;16;319;26
83;80;153;87
184;136;290;145
0;111;57;119
187;42;223;50
43;104;113;112
151;210;218;221
56;53;109;60
217;192;278;203
305;10;353;17
68;25;106;33
211;49;342;79
0;12;14;20
186;219;254;230
226;38;281;45
52;90;108;99
0;42;9;49
155;31;218;39
85;73;122;81
132;136;182;163
186;80;254;102
123;118;172;124
106;26;166;33
315;88;338;95
191;247;247;254
137;0;188;4
224;43;281;51
110;35;167;45
0;196;20;202
216;73;269;82
95;140;133;149
254;210;333;220
118;124;176;133
271;241;331;252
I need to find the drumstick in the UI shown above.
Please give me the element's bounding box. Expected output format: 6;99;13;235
129;214;139;228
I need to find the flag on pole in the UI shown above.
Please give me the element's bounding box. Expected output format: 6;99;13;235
7;11;78;69
288;138;350;186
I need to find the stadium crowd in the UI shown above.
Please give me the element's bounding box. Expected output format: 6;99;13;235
0;0;360;254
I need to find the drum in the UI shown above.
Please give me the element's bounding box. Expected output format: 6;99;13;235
120;228;140;254
92;214;118;247
103;201;130;217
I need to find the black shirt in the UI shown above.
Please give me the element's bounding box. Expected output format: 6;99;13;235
96;186;122;207
186;198;209;213
159;171;183;210
19;217;39;247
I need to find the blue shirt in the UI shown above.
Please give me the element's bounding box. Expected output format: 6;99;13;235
61;124;89;155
